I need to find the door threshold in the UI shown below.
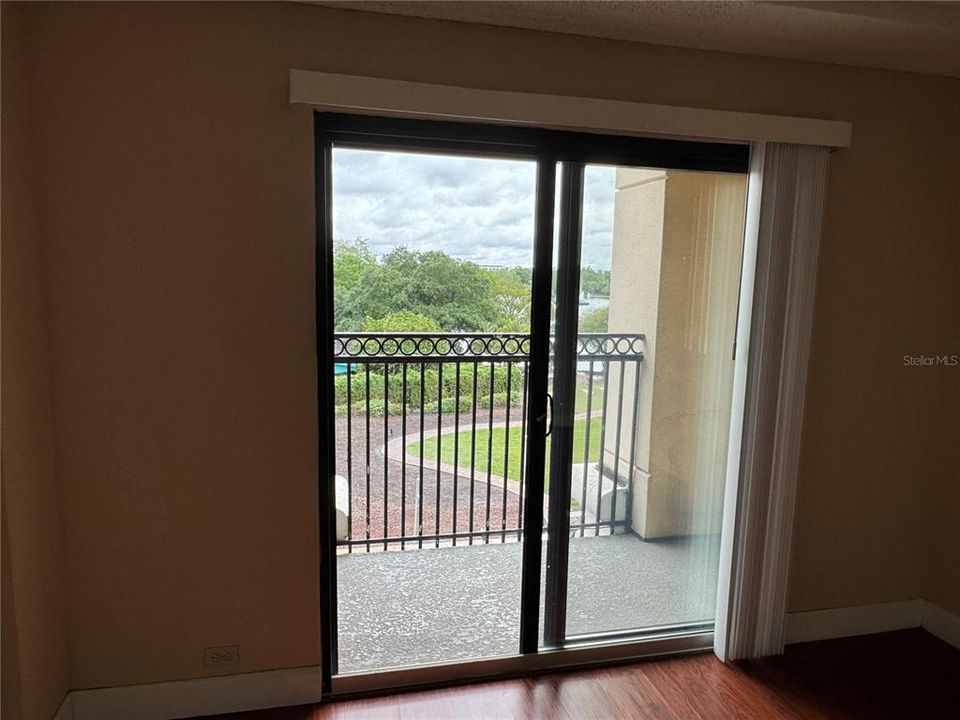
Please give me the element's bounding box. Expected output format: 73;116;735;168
330;630;713;698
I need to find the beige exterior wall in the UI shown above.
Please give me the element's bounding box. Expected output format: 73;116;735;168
1;4;71;719
605;168;665;531
607;170;745;538
2;0;957;694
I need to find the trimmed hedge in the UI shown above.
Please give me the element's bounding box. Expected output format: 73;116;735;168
333;364;525;417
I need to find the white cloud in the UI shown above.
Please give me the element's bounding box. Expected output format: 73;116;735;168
582;165;615;270
332;149;617;270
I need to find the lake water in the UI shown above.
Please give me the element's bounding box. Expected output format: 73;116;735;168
579;295;609;315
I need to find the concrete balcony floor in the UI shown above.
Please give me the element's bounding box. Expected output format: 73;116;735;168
336;533;719;673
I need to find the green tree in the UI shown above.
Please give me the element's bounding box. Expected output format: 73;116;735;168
482;267;531;331
333;239;376;292
338;247;498;331
333;239;377;330
362;311;442;333
579;306;608;332
580;266;610;297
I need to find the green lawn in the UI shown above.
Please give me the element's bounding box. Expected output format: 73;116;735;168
409;415;602;484
574;379;605;415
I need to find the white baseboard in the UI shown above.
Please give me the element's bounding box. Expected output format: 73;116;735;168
785;599;923;645
785;599;960;650
53;693;74;720
922;601;960;650
53;603;960;720
69;665;322;720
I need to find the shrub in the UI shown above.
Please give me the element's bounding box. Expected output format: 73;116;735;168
332;362;525;416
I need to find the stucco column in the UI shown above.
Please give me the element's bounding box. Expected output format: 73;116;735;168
607;169;746;539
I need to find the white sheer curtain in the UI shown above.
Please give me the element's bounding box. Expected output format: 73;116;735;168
716;142;831;660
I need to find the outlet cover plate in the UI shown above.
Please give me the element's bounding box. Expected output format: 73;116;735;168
203;645;240;667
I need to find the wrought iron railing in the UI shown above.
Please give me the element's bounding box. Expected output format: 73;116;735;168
332;332;644;552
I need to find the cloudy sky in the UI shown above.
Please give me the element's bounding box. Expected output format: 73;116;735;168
332;148;616;270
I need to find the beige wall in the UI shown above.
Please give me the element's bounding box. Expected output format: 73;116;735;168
1;4;71;719
3;0;958;693
924;380;960;615
2;496;25;720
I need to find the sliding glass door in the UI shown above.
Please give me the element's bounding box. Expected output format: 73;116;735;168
314;113;749;691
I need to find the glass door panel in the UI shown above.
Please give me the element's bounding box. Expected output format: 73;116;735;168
545;164;748;642
330;147;540;672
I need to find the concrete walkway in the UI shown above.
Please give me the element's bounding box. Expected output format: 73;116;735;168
382;419;522;496
337;533;720;673
380;407;607;499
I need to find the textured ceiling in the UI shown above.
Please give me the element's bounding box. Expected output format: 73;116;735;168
311;1;960;78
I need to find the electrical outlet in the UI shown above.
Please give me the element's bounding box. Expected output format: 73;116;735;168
203;645;239;667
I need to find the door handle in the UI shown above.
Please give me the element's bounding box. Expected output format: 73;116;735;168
544;393;555;437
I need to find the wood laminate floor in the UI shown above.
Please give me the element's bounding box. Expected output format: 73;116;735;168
199;629;959;719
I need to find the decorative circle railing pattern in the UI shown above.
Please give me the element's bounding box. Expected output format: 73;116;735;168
332;332;645;361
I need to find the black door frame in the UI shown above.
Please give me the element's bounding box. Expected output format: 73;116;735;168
542;161;584;648
314;112;749;693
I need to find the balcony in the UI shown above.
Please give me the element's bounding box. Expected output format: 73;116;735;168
331;332;718;673
332;332;644;551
